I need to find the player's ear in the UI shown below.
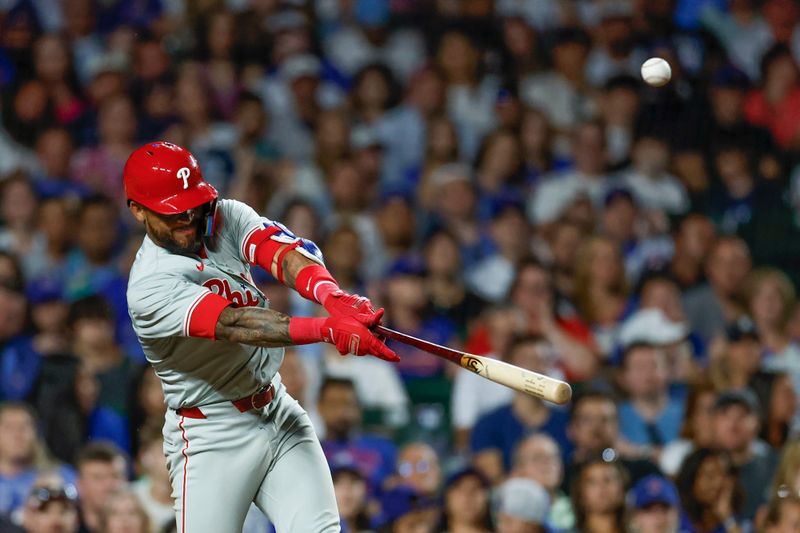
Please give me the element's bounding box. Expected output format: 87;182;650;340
129;201;146;223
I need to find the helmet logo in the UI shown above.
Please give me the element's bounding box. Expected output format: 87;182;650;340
177;167;191;189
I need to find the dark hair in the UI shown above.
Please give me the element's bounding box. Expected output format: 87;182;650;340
318;377;358;401
503;334;548;363
749;370;791;447
507;256;550;299
760;43;794;84
76;441;127;471
678;379;717;441
569;388;617;419
570;456;629;532
352;63;401;112
675;448;742;525
67;295;114;327
78;194;117;220
0;250;26;293
438;470;494;531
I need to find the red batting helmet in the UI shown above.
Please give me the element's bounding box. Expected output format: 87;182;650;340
123;142;218;214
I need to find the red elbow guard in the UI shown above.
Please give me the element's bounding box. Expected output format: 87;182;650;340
294;264;339;304
254;238;300;284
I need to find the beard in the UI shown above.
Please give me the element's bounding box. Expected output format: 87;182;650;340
145;218;204;256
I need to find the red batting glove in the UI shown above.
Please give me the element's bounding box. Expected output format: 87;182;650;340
289;310;398;362
324;290;378;319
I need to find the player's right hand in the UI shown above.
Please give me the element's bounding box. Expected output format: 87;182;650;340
321;311;399;362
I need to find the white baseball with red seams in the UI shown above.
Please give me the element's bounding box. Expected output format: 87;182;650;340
127;199;339;533
641;57;672;87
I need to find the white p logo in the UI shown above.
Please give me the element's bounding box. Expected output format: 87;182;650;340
177;167;190;189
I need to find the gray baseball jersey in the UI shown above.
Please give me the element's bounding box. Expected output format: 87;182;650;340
128;199;302;409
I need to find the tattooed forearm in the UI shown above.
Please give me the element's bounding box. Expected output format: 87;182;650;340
281;250;313;288
266;245;317;289
214;306;293;347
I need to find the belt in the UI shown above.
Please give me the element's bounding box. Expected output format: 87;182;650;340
176;383;276;419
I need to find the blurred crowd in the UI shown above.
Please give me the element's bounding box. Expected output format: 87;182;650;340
4;0;800;532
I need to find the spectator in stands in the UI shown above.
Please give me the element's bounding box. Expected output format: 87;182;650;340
331;459;372;533
508;258;597;379
31;33;86;134
0;402;72;516
573;235;629;355
373;485;438;533
0;285;41;402
627;274;698;382
494;477;550;533
31;127;81;198
569;456;628;533
71;95;137;202
597;75;641;169
675;448;745;533
770;440;800;504
121;367;162;459
318;377;397;491
68;296;138;418
471;336;570;483
683;236;751;344
760;494;800;533
75;442;128;533
669;214;716;291
467;200;530;302
616;342;685;452
382;257;455;381
710;318;763;391
520;28;594;151
627;475;681;533
528;121;610;226
131;427;172;533
0;173;39;262
745;268;800;388
659;380;718;476
63;196;123;302
564;390;660;491
375;192;416;265
711;389;779;519
413;114;460;210
749;371;796;449
437;468;493;533
25;196;74;284
436;30;499;159
392;443;441;500
195;9;241;122
425;163;483;267
20;476;80;533
744;44;800;150
473;130;525;217
97;489;151;533
518;107;567;188
423;228;486;338
510;433;573;530
619;133;688;216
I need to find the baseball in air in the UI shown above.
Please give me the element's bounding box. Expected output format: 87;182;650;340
641;57;672;87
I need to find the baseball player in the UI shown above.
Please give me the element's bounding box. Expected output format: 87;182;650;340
124;141;398;533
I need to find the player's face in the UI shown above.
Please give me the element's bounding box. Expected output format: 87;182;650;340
130;202;206;255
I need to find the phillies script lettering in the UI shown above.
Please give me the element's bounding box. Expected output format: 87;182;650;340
202;278;260;307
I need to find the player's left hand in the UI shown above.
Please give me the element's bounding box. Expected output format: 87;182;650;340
323;290;380;323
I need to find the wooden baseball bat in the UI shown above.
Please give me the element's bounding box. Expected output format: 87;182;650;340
374;325;572;405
